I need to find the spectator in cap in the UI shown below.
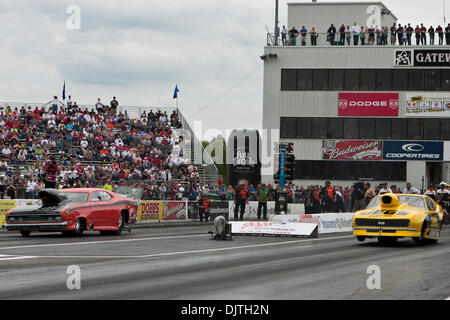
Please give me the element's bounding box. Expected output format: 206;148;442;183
378;183;392;195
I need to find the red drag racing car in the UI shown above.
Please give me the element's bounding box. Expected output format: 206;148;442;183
5;189;138;237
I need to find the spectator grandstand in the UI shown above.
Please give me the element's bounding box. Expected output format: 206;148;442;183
0;99;219;200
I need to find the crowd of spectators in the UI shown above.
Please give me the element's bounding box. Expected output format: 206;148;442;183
0;96;204;200
281;22;450;46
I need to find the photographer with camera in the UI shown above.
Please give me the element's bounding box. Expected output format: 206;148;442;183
351;182;366;212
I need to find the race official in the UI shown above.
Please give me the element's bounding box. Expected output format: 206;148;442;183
256;184;269;220
234;184;250;221
198;194;211;222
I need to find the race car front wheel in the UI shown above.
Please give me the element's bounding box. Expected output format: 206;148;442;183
20;231;31;237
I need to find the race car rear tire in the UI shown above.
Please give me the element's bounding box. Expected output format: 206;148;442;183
112;212;127;235
100;212;126;236
356;236;366;242
20;231;31;237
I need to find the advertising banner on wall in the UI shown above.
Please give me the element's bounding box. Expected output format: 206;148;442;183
270;213;354;234
0;200;16;226
323;140;383;160
138;201;163;222
338;93;399;117
406;93;450;117
383;141;444;161
163;201;187;221
394;49;450;67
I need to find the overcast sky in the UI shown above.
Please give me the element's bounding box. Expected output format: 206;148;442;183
0;0;447;141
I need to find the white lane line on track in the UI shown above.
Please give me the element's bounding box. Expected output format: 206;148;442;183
2;235;355;260
0;254;36;261
0;233;354;252
0;234;206;251
445;296;450;300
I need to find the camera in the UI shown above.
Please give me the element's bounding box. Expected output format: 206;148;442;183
353;182;365;191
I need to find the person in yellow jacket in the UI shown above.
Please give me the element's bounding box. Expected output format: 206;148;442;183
103;180;113;192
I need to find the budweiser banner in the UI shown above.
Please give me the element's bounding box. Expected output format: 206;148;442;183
406;93;450;117
338;93;399;117
323;140;383;161
163;201;187;221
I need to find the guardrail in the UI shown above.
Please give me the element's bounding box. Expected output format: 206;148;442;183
266;32;450;47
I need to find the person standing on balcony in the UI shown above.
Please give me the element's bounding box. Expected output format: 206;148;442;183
345;25;351;45
382;26;388;45
281;26;287;46
390;23;397;45
351;22;360;46
396;24;404;45
404;23;412;45
445;23;450;45
327;24;337;45
414;25;421;45
310;27;318;46
375;25;382;45
359;26;366;45
288;26;299;46
420;23;427;45
368;26;375;45
300;26;308;46
428;26;435;45
436;25;444;45
338;24;345;45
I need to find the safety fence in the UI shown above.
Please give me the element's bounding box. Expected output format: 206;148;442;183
0;199;306;226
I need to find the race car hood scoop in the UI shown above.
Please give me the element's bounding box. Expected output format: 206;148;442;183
38;189;68;208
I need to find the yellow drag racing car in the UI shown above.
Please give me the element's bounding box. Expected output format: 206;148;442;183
353;193;444;244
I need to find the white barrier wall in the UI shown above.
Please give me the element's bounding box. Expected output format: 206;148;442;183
270;213;354;234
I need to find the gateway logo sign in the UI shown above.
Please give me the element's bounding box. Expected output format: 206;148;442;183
338;93;399;116
394;49;450;67
394;50;413;66
383;141;443;161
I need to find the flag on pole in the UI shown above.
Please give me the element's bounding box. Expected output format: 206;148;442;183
173;85;179;99
62;81;66;101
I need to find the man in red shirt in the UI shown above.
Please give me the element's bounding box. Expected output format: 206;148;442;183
198;194;211;222
43;156;61;189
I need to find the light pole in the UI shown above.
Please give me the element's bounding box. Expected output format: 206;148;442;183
274;0;279;46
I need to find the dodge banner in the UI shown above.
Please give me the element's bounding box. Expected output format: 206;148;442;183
338;93;399;117
323;140;383;161
406;93;450;117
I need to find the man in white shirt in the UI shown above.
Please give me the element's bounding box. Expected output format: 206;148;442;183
281;26;288;46
402;182;420;194
378;182;392;195
95;98;104;113
26;179;37;199
351;22;361;45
